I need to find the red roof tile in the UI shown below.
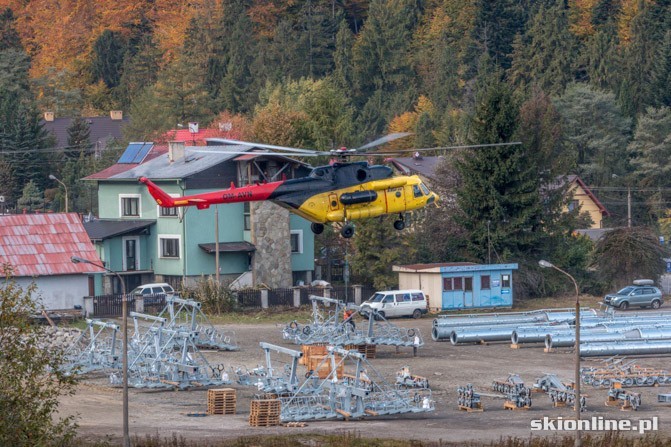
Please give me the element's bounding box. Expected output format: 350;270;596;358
0;213;105;277
166;129;226;145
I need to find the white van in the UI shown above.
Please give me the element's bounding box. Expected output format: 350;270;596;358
360;289;428;319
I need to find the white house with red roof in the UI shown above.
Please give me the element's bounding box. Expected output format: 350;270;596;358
0;213;105;309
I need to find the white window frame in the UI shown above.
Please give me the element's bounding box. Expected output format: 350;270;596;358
119;194;141;218
290;229;303;254
158;234;181;259
157;193;181;218
122;236;140;271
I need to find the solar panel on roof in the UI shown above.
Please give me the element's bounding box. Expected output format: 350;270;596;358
131;143;153;163
118;142;153;164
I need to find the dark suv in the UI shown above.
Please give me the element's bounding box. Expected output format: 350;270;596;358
603;280;663;310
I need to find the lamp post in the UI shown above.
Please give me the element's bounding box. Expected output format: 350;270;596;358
49;174;69;213
71;256;130;447
539;260;581;447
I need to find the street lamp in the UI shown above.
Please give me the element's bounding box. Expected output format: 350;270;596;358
49;174;69;213
539;260;581;447
71;256;130;447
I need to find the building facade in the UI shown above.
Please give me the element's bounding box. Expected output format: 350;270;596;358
393;262;519;311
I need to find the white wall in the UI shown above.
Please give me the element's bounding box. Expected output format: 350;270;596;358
14;275;89;310
398;272;443;312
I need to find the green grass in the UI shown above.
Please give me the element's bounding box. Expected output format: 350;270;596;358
205;307;314;325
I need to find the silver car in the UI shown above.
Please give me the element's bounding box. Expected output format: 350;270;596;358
603;282;663;310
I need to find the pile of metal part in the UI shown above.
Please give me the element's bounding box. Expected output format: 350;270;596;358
229;342;303;395
432;308;592;344
278;346;434;421
492;374;532;409
533;373;586;411
457;384;482;410
431;308;671;358
64;319;121;373
396;366;429;388
283;295;423;350
581;356;670;387
234;342;434;421
63;296;238;390
606;384;641;410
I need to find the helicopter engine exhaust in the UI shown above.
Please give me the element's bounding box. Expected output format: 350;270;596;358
340;190;378;205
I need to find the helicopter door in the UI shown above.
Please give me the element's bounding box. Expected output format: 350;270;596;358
328;193;340;211
384;186;406;213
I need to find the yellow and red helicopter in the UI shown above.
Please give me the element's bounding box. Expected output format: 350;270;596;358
139;135;514;238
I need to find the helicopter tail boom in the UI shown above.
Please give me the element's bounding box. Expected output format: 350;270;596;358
139;176;283;209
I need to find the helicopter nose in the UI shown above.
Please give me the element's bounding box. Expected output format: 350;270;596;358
427;192;439;205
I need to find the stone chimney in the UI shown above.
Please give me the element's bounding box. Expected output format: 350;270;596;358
168;141;185;162
44;111;54;122
110;110;123;120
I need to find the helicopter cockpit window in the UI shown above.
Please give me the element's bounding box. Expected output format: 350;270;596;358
420;183;430;195
413;185;423;198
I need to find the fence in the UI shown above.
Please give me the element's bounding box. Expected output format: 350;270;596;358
84;285;374;317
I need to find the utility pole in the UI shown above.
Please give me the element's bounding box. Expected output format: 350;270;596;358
627;186;632;228
215;205;220;284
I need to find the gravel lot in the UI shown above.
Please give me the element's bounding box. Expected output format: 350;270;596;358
58;313;671;445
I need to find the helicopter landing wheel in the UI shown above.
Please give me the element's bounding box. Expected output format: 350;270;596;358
393;219;405;231
341;224;355;238
311;223;324;234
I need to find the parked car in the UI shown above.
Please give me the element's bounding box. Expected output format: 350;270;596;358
359;289;428;319
603;279;663;310
130;282;176;304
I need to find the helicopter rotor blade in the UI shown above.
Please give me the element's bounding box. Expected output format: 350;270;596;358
206;138;327;155
365;141;523;156
187;149;323;157
354;132;414;151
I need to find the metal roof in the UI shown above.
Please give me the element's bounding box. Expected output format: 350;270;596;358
198;241;256;253
109;145;253;180
0;213;106;277
41;116;128;150
83;219;156;241
387;156;445;180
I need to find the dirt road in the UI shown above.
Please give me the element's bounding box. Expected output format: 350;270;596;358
59;315;671;444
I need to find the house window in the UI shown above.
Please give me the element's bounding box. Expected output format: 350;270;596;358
159;194;180;218
453;277;463;290
159;236;180;258
120;195;140;217
481;275;491;290
290;230;303;253
502;274;511;288
160;206;178;217
244;202;251;230
443;278;453;291
567;200;579;212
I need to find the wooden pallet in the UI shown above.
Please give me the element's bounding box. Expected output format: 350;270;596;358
358;344;376;359
249;415;281;427
249;398;282;427
300;344;327;365
207;388;237;415
458;404;484;412
504;401;530;411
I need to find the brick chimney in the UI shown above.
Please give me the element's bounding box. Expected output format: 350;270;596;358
44;111;54;122
168;141;185;162
110;110;123;120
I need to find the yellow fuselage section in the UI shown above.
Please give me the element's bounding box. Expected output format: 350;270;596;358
290;175;437;223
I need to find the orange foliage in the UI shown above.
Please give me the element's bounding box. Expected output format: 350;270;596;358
248;1;293;38
618;0;652;44
250;103;309;147
213;111;252;141
568;0;597;38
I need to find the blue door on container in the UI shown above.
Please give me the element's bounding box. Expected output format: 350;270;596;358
463;276;473;307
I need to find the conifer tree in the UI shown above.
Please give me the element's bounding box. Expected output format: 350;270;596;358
65;116;91;159
455;72;542;262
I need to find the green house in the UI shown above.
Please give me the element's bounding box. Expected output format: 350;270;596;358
83;141;314;294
